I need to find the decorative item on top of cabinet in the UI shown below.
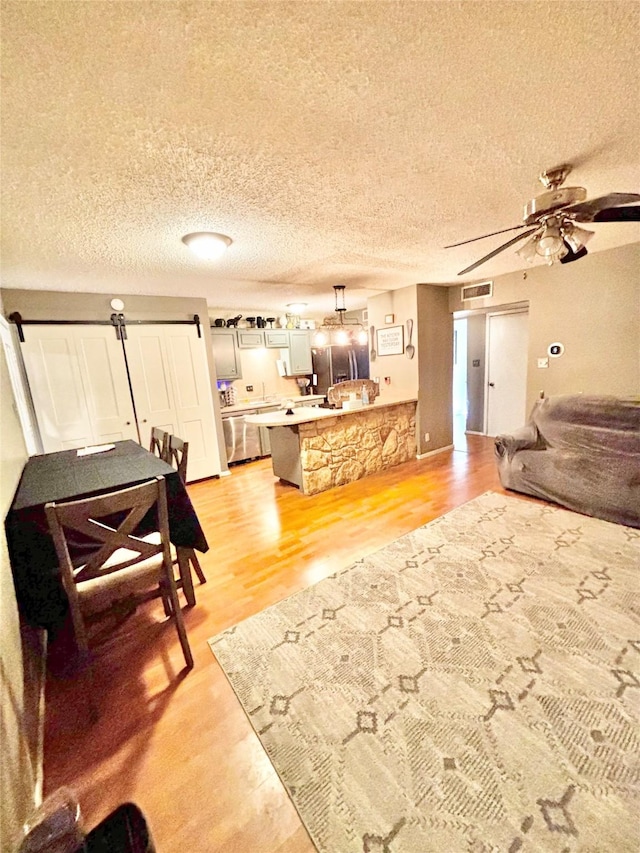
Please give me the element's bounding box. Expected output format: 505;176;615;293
211;327;242;380
288;329;313;374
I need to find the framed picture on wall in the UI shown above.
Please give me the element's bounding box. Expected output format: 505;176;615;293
376;325;404;356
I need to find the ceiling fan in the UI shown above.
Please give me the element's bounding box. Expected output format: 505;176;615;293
446;165;640;276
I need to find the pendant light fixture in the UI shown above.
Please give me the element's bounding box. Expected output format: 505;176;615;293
312;285;368;347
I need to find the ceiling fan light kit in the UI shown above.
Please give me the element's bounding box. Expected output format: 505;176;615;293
448;164;640;276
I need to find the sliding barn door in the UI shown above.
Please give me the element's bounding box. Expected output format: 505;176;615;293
125;325;221;481
20;325;137;452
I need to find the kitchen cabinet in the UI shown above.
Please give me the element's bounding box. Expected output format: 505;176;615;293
237;329;265;349
211;328;242;380
288;330;312;374
21;323;221;481
264;329;289;348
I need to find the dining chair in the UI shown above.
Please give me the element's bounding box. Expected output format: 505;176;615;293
166;434;207;587
149;427;168;460
45;476;193;718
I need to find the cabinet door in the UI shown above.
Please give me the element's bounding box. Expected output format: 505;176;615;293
264;330;289;348
126;325;221;481
237;329;265;348
289;330;312;374
211;329;242;380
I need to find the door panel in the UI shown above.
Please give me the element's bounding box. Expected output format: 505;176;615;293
75;329;137;444
127;325;220;481
21;328;94;452
486;311;529;436
164;328;221;480
124;329;176;444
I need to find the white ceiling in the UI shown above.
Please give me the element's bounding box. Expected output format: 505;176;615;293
1;1;639;317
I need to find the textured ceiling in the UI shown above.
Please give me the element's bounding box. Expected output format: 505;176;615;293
1;1;639;316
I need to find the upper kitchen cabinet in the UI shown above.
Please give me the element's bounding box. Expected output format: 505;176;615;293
264;329;289;348
237;329;265;348
288;330;313;374
211;328;242;380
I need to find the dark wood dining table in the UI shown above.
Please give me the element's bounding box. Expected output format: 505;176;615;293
5;440;209;635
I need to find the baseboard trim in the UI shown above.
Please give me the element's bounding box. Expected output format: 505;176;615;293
416;444;454;460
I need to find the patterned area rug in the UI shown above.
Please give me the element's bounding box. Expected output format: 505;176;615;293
209;492;639;852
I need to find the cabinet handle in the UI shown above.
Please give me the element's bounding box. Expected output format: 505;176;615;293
142;418;148;423
125;421;131;425
489;382;495;387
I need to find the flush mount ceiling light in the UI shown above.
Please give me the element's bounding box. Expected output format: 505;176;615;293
286;303;308;314
181;232;232;260
312;285;367;347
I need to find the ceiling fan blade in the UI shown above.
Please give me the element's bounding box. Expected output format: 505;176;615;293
564;193;640;221
444;223;527;249
560;241;588;264
457;228;539;276
593;205;640;223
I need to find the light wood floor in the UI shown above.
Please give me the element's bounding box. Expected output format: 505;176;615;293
44;435;503;851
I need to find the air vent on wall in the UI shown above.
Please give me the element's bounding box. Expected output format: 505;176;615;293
461;281;493;301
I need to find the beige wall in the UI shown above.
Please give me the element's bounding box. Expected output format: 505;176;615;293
368;287;419;395
1;288;229;472
1;312;42;849
416;285;453;454
448;242;640;412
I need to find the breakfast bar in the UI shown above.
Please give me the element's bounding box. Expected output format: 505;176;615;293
245;397;417;495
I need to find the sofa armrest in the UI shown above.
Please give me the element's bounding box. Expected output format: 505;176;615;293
494;424;542;461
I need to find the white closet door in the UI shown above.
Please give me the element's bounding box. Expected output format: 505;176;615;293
21;326;95;452
163;327;221;480
125;325;220;480
74;327;138;444
20;325;138;452
122;327;177;443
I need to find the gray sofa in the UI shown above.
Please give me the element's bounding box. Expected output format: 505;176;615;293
495;394;640;528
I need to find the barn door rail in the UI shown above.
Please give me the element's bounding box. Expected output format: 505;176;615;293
8;312;202;342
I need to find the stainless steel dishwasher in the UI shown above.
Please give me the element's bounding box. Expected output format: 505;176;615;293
221;410;262;464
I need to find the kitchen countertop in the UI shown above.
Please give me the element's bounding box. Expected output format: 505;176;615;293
220;395;326;415
244;395;417;427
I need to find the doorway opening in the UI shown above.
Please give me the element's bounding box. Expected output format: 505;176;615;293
453;318;468;448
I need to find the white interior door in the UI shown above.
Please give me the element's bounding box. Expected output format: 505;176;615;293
486;311;529;436
163;327;221;480
20;325;138;452
74;327;138;444
21;326;95;452
125;325;220;480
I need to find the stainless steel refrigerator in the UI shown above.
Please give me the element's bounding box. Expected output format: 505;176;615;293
311;345;370;396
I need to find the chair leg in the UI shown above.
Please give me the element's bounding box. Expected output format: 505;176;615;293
189;550;206;584
176;548;196;607
165;565;193;670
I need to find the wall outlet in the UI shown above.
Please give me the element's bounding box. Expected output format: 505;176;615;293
246;385;254;391
424;432;430;442
537;358;549;369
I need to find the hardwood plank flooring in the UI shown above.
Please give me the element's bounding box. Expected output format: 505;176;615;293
43;436;503;851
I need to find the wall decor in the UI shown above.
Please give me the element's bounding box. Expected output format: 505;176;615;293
384;313;395;324
376;325;404;356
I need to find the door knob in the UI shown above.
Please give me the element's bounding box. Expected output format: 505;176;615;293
489;382;495;387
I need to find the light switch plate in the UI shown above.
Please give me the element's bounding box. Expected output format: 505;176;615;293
537;357;549;369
